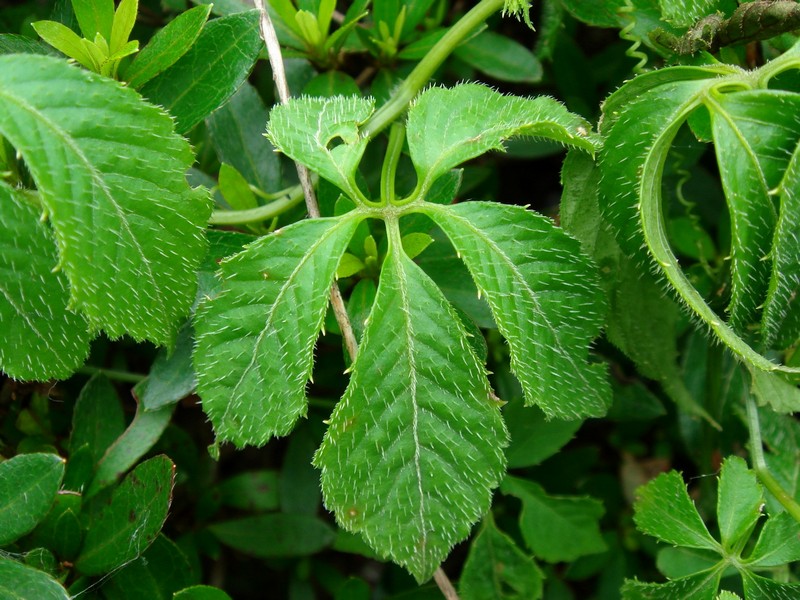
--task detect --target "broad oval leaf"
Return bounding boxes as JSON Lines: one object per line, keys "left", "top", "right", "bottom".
{"left": 0, "top": 557, "right": 70, "bottom": 600}
{"left": 452, "top": 31, "right": 543, "bottom": 84}
{"left": 0, "top": 55, "right": 211, "bottom": 346}
{"left": 124, "top": 4, "right": 212, "bottom": 89}
{"left": 194, "top": 214, "right": 363, "bottom": 447}
{"left": 315, "top": 234, "right": 507, "bottom": 583}
{"left": 140, "top": 10, "right": 263, "bottom": 134}
{"left": 422, "top": 202, "right": 610, "bottom": 419}
{"left": 500, "top": 476, "right": 607, "bottom": 563}
{"left": 407, "top": 84, "right": 599, "bottom": 196}
{"left": 0, "top": 184, "right": 91, "bottom": 380}
{"left": 208, "top": 514, "right": 335, "bottom": 557}
{"left": 0, "top": 453, "right": 65, "bottom": 546}
{"left": 266, "top": 95, "right": 375, "bottom": 201}
{"left": 75, "top": 455, "right": 175, "bottom": 575}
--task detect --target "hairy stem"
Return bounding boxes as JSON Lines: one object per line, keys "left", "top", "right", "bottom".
{"left": 360, "top": 0, "right": 504, "bottom": 140}
{"left": 254, "top": 0, "right": 359, "bottom": 361}
{"left": 745, "top": 391, "right": 800, "bottom": 522}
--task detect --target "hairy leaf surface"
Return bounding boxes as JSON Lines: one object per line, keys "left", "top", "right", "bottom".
{"left": 267, "top": 96, "right": 374, "bottom": 200}
{"left": 763, "top": 141, "right": 800, "bottom": 349}
{"left": 423, "top": 202, "right": 610, "bottom": 419}
{"left": 407, "top": 84, "right": 599, "bottom": 195}
{"left": 195, "top": 215, "right": 362, "bottom": 447}
{"left": 315, "top": 232, "right": 507, "bottom": 582}
{"left": 0, "top": 184, "right": 91, "bottom": 380}
{"left": 0, "top": 55, "right": 211, "bottom": 345}
{"left": 633, "top": 470, "right": 719, "bottom": 551}
{"left": 716, "top": 456, "right": 762, "bottom": 551}
{"left": 622, "top": 569, "right": 722, "bottom": 600}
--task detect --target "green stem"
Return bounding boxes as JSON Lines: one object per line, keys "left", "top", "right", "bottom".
{"left": 380, "top": 122, "right": 406, "bottom": 205}
{"left": 209, "top": 183, "right": 307, "bottom": 225}
{"left": 360, "top": 0, "right": 504, "bottom": 140}
{"left": 77, "top": 366, "right": 146, "bottom": 383}
{"left": 745, "top": 391, "right": 800, "bottom": 522}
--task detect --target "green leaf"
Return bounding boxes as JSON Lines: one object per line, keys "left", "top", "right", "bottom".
{"left": 27, "top": 491, "right": 83, "bottom": 560}
{"left": 401, "top": 232, "right": 434, "bottom": 260}
{"left": 708, "top": 92, "right": 784, "bottom": 331}
{"left": 0, "top": 453, "right": 65, "bottom": 546}
{"left": 633, "top": 470, "right": 719, "bottom": 551}
{"left": 621, "top": 569, "right": 723, "bottom": 600}
{"left": 303, "top": 71, "right": 362, "bottom": 97}
{"left": 140, "top": 10, "right": 263, "bottom": 134}
{"left": 656, "top": 546, "right": 721, "bottom": 579}
{"left": 504, "top": 403, "right": 582, "bottom": 469}
{"left": 206, "top": 81, "right": 281, "bottom": 194}
{"left": 500, "top": 476, "right": 606, "bottom": 563}
{"left": 194, "top": 214, "right": 363, "bottom": 447}
{"left": 746, "top": 511, "right": 800, "bottom": 568}
{"left": 750, "top": 369, "right": 800, "bottom": 414}
{"left": 741, "top": 571, "right": 800, "bottom": 600}
{"left": 407, "top": 84, "right": 599, "bottom": 195}
{"left": 218, "top": 470, "right": 279, "bottom": 512}
{"left": 218, "top": 163, "right": 258, "bottom": 210}
{"left": 279, "top": 421, "right": 322, "bottom": 515}
{"left": 266, "top": 95, "right": 375, "bottom": 200}
{"left": 0, "top": 33, "right": 59, "bottom": 56}
{"left": 314, "top": 228, "right": 507, "bottom": 582}
{"left": 0, "top": 557, "right": 70, "bottom": 600}
{"left": 599, "top": 70, "right": 717, "bottom": 257}
{"left": 0, "top": 184, "right": 91, "bottom": 380}
{"left": 174, "top": 586, "right": 233, "bottom": 600}
{"left": 84, "top": 399, "right": 174, "bottom": 499}
{"left": 98, "top": 534, "right": 194, "bottom": 599}
{"left": 415, "top": 227, "right": 494, "bottom": 329}
{"left": 75, "top": 455, "right": 175, "bottom": 575}
{"left": 110, "top": 0, "right": 137, "bottom": 54}
{"left": 70, "top": 374, "right": 126, "bottom": 464}
{"left": 459, "top": 514, "right": 544, "bottom": 600}
{"left": 422, "top": 202, "right": 611, "bottom": 419}
{"left": 337, "top": 253, "right": 365, "bottom": 278}
{"left": 716, "top": 456, "right": 763, "bottom": 552}
{"left": 134, "top": 322, "right": 196, "bottom": 411}
{"left": 208, "top": 514, "right": 335, "bottom": 557}
{"left": 124, "top": 4, "right": 211, "bottom": 88}
{"left": 31, "top": 20, "right": 97, "bottom": 69}
{"left": 453, "top": 31, "right": 542, "bottom": 83}
{"left": 658, "top": 0, "right": 731, "bottom": 27}
{"left": 72, "top": 0, "right": 114, "bottom": 40}
{"left": 0, "top": 55, "right": 211, "bottom": 345}
{"left": 718, "top": 592, "right": 742, "bottom": 600}
{"left": 763, "top": 141, "right": 800, "bottom": 349}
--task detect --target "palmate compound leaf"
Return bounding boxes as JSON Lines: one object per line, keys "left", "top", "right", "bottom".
{"left": 0, "top": 55, "right": 211, "bottom": 347}
{"left": 421, "top": 202, "right": 610, "bottom": 419}
{"left": 314, "top": 220, "right": 507, "bottom": 582}
{"left": 266, "top": 95, "right": 374, "bottom": 201}
{"left": 407, "top": 83, "right": 599, "bottom": 196}
{"left": 0, "top": 183, "right": 91, "bottom": 380}
{"left": 194, "top": 214, "right": 364, "bottom": 446}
